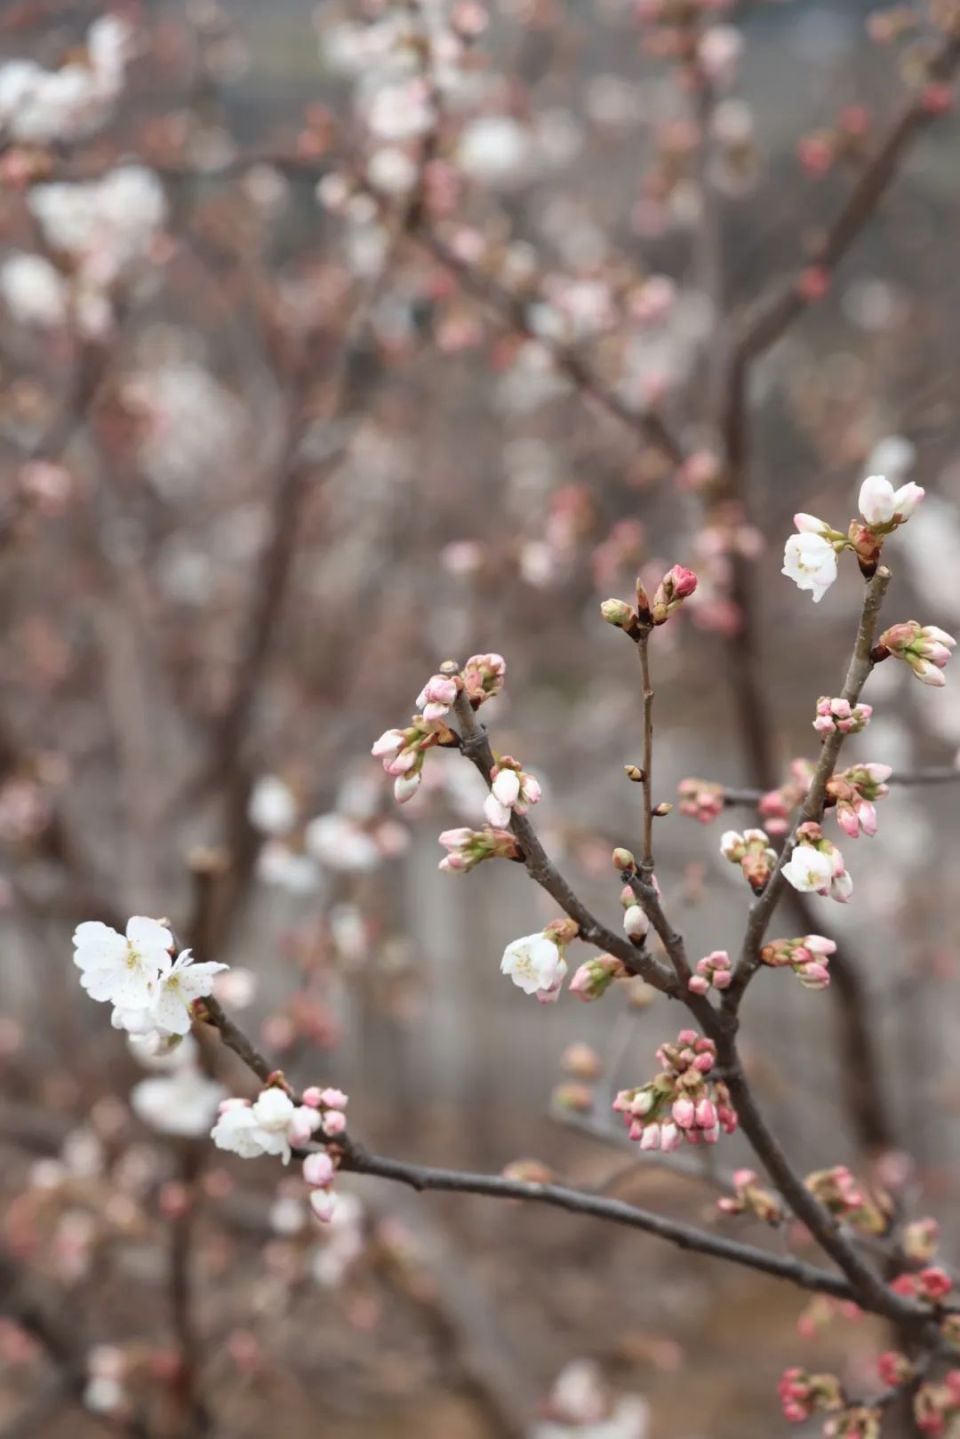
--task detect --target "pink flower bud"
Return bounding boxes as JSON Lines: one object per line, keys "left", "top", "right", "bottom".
{"left": 393, "top": 772, "right": 421, "bottom": 804}
{"left": 320, "top": 1088, "right": 348, "bottom": 1110}
{"left": 695, "top": 1098, "right": 718, "bottom": 1130}
{"left": 309, "top": 1188, "right": 337, "bottom": 1222}
{"left": 371, "top": 729, "right": 406, "bottom": 759}
{"left": 659, "top": 1123, "right": 682, "bottom": 1152}
{"left": 301, "top": 1086, "right": 323, "bottom": 1108}
{"left": 672, "top": 1097, "right": 696, "bottom": 1129}
{"left": 321, "top": 1111, "right": 347, "bottom": 1136}
{"left": 638, "top": 1124, "right": 660, "bottom": 1151}
{"left": 623, "top": 905, "right": 650, "bottom": 940}
{"left": 688, "top": 975, "right": 709, "bottom": 995}
{"left": 303, "top": 1152, "right": 335, "bottom": 1188}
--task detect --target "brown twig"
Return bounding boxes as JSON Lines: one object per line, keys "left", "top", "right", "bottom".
{"left": 450, "top": 688, "right": 678, "bottom": 994}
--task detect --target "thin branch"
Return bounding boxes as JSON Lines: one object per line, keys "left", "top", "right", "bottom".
{"left": 725, "top": 567, "right": 891, "bottom": 1007}
{"left": 451, "top": 688, "right": 678, "bottom": 994}
{"left": 720, "top": 768, "right": 960, "bottom": 806}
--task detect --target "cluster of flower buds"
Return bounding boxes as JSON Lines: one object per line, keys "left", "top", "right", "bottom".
{"left": 778, "top": 1367, "right": 844, "bottom": 1424}
{"left": 720, "top": 828, "right": 777, "bottom": 893}
{"left": 850, "top": 475, "right": 925, "bottom": 576}
{"left": 914, "top": 1372, "right": 960, "bottom": 1436}
{"left": 890, "top": 1266, "right": 953, "bottom": 1304}
{"left": 211, "top": 1081, "right": 347, "bottom": 1189}
{"left": 782, "top": 823, "right": 852, "bottom": 902}
{"left": 461, "top": 653, "right": 506, "bottom": 707}
{"left": 500, "top": 919, "right": 578, "bottom": 1003}
{"left": 569, "top": 954, "right": 628, "bottom": 1002}
{"left": 601, "top": 564, "right": 698, "bottom": 637}
{"left": 826, "top": 764, "right": 891, "bottom": 839}
{"left": 612, "top": 1030, "right": 738, "bottom": 1151}
{"left": 814, "top": 696, "right": 873, "bottom": 736}
{"left": 760, "top": 934, "right": 836, "bottom": 990}
{"left": 373, "top": 654, "right": 506, "bottom": 803}
{"left": 677, "top": 777, "right": 725, "bottom": 824}
{"left": 758, "top": 760, "right": 813, "bottom": 836}
{"left": 783, "top": 475, "right": 925, "bottom": 601}
{"left": 300, "top": 1087, "right": 348, "bottom": 1221}
{"left": 804, "top": 1166, "right": 891, "bottom": 1237}
{"left": 877, "top": 1351, "right": 915, "bottom": 1388}
{"left": 717, "top": 1167, "right": 783, "bottom": 1225}
{"left": 902, "top": 1218, "right": 941, "bottom": 1264}
{"left": 613, "top": 848, "right": 655, "bottom": 945}
{"left": 688, "top": 949, "right": 732, "bottom": 995}
{"left": 372, "top": 716, "right": 455, "bottom": 804}
{"left": 437, "top": 825, "right": 521, "bottom": 873}
{"left": 797, "top": 106, "right": 872, "bottom": 180}
{"left": 875, "top": 621, "right": 956, "bottom": 688}
{"left": 484, "top": 757, "right": 541, "bottom": 827}
{"left": 823, "top": 1405, "right": 883, "bottom": 1438}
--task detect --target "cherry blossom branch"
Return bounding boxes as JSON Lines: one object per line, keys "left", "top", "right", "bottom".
{"left": 197, "top": 1001, "right": 881, "bottom": 1307}
{"left": 725, "top": 567, "right": 891, "bottom": 1008}
{"left": 450, "top": 687, "right": 678, "bottom": 994}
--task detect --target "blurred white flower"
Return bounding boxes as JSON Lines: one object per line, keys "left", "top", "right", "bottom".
{"left": 304, "top": 813, "right": 380, "bottom": 872}
{"left": 132, "top": 1067, "right": 227, "bottom": 1138}
{"left": 458, "top": 115, "right": 533, "bottom": 185}
{"left": 0, "top": 253, "right": 68, "bottom": 328}
{"left": 257, "top": 842, "right": 319, "bottom": 894}
{"left": 29, "top": 167, "right": 166, "bottom": 289}
{"left": 248, "top": 775, "right": 298, "bottom": 836}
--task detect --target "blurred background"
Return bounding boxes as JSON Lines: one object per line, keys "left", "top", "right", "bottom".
{"left": 2, "top": 0, "right": 960, "bottom": 1435}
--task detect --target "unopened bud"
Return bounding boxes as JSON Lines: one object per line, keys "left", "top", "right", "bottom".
{"left": 624, "top": 765, "right": 645, "bottom": 783}
{"left": 601, "top": 598, "right": 640, "bottom": 636}
{"left": 612, "top": 846, "right": 636, "bottom": 873}
{"left": 653, "top": 802, "right": 673, "bottom": 817}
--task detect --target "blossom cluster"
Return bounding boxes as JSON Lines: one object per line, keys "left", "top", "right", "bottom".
{"left": 915, "top": 1371, "right": 960, "bottom": 1435}
{"left": 0, "top": 15, "right": 132, "bottom": 144}
{"left": 437, "top": 825, "right": 521, "bottom": 872}
{"left": 803, "top": 1166, "right": 891, "bottom": 1237}
{"left": 613, "top": 1031, "right": 738, "bottom": 1151}
{"left": 760, "top": 934, "right": 837, "bottom": 990}
{"left": 484, "top": 757, "right": 541, "bottom": 827}
{"left": 781, "top": 823, "right": 852, "bottom": 902}
{"left": 782, "top": 474, "right": 924, "bottom": 602}
{"left": 720, "top": 827, "right": 777, "bottom": 893}
{"left": 72, "top": 917, "right": 226, "bottom": 1047}
{"left": 877, "top": 621, "right": 957, "bottom": 688}
{"left": 717, "top": 1168, "right": 783, "bottom": 1225}
{"left": 677, "top": 776, "right": 725, "bottom": 824}
{"left": 826, "top": 764, "right": 891, "bottom": 839}
{"left": 687, "top": 949, "right": 732, "bottom": 995}
{"left": 601, "top": 563, "right": 698, "bottom": 636}
{"left": 372, "top": 653, "right": 506, "bottom": 803}
{"left": 212, "top": 1084, "right": 348, "bottom": 1222}
{"left": 814, "top": 697, "right": 873, "bottom": 736}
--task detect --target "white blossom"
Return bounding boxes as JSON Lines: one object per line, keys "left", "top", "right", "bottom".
{"left": 457, "top": 115, "right": 533, "bottom": 185}
{"left": 500, "top": 933, "right": 567, "bottom": 997}
{"left": 210, "top": 1089, "right": 322, "bottom": 1166}
{"left": 782, "top": 532, "right": 838, "bottom": 603}
{"left": 149, "top": 949, "right": 228, "bottom": 1036}
{"left": 304, "top": 813, "right": 380, "bottom": 872}
{"left": 858, "top": 474, "right": 924, "bottom": 528}
{"left": 29, "top": 167, "right": 166, "bottom": 289}
{"left": 781, "top": 846, "right": 834, "bottom": 894}
{"left": 0, "top": 253, "right": 68, "bottom": 328}
{"left": 72, "top": 917, "right": 172, "bottom": 1011}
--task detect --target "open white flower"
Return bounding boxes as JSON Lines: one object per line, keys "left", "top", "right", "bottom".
{"left": 500, "top": 933, "right": 567, "bottom": 997}
{"left": 858, "top": 475, "right": 924, "bottom": 528}
{"left": 210, "top": 1088, "right": 319, "bottom": 1166}
{"left": 150, "top": 949, "right": 228, "bottom": 1036}
{"left": 781, "top": 846, "right": 834, "bottom": 894}
{"left": 72, "top": 917, "right": 172, "bottom": 1010}
{"left": 782, "top": 532, "right": 838, "bottom": 603}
